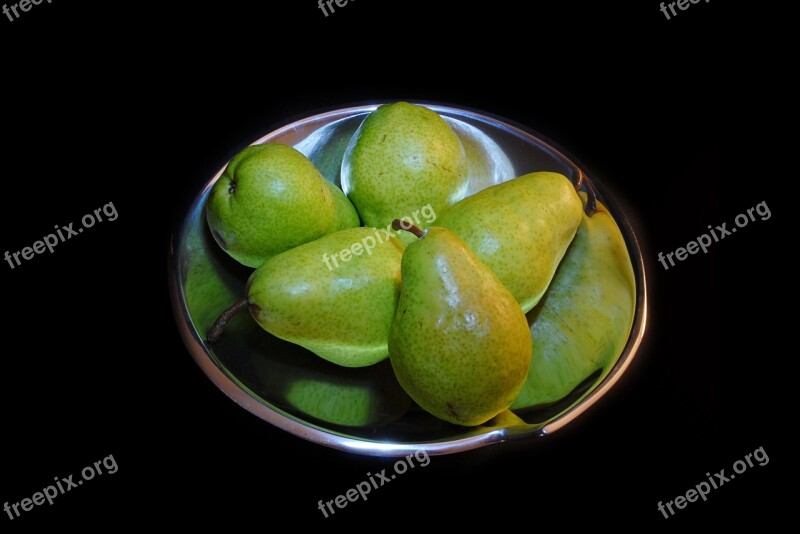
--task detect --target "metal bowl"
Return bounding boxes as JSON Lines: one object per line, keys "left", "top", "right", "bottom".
{"left": 169, "top": 104, "right": 648, "bottom": 457}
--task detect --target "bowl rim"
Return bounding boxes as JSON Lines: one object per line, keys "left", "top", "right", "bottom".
{"left": 168, "top": 102, "right": 648, "bottom": 457}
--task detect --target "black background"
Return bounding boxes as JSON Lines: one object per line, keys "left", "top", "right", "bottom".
{"left": 1, "top": 0, "right": 787, "bottom": 526}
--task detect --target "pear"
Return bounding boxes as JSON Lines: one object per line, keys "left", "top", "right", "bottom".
{"left": 206, "top": 143, "right": 359, "bottom": 268}
{"left": 512, "top": 197, "right": 636, "bottom": 409}
{"left": 210, "top": 227, "right": 405, "bottom": 367}
{"left": 437, "top": 171, "right": 583, "bottom": 313}
{"left": 204, "top": 291, "right": 412, "bottom": 427}
{"left": 389, "top": 222, "right": 532, "bottom": 426}
{"left": 341, "top": 102, "right": 468, "bottom": 234}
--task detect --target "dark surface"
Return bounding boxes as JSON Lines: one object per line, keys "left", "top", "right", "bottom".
{"left": 1, "top": 1, "right": 786, "bottom": 526}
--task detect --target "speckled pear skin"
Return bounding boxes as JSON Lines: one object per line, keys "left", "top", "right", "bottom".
{"left": 512, "top": 198, "right": 636, "bottom": 409}
{"left": 341, "top": 102, "right": 468, "bottom": 232}
{"left": 326, "top": 179, "right": 362, "bottom": 230}
{"left": 206, "top": 143, "right": 359, "bottom": 268}
{"left": 246, "top": 227, "right": 404, "bottom": 367}
{"left": 389, "top": 227, "right": 533, "bottom": 426}
{"left": 437, "top": 171, "right": 583, "bottom": 313}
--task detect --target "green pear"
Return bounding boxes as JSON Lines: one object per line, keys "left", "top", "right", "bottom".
{"left": 484, "top": 409, "right": 527, "bottom": 427}
{"left": 206, "top": 143, "right": 359, "bottom": 268}
{"left": 203, "top": 288, "right": 412, "bottom": 427}
{"left": 389, "top": 224, "right": 532, "bottom": 426}
{"left": 437, "top": 171, "right": 583, "bottom": 313}
{"left": 512, "top": 197, "right": 636, "bottom": 409}
{"left": 341, "top": 102, "right": 468, "bottom": 233}
{"left": 242, "top": 227, "right": 405, "bottom": 367}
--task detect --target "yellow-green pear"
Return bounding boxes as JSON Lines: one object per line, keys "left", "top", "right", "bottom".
{"left": 389, "top": 223, "right": 532, "bottom": 426}
{"left": 209, "top": 227, "right": 405, "bottom": 367}
{"left": 341, "top": 102, "right": 468, "bottom": 233}
{"left": 437, "top": 171, "right": 583, "bottom": 313}
{"left": 513, "top": 197, "right": 636, "bottom": 409}
{"left": 206, "top": 143, "right": 359, "bottom": 268}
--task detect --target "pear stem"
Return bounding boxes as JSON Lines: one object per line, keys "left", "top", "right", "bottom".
{"left": 574, "top": 168, "right": 585, "bottom": 192}
{"left": 207, "top": 299, "right": 249, "bottom": 344}
{"left": 392, "top": 219, "right": 425, "bottom": 238}
{"left": 575, "top": 169, "right": 598, "bottom": 217}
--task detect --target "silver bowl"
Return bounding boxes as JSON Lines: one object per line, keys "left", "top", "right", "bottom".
{"left": 169, "top": 104, "right": 648, "bottom": 457}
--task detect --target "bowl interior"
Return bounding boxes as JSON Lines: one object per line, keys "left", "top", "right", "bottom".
{"left": 170, "top": 104, "right": 647, "bottom": 456}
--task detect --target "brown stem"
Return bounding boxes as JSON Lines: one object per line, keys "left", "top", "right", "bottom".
{"left": 575, "top": 169, "right": 598, "bottom": 217}
{"left": 392, "top": 219, "right": 425, "bottom": 238}
{"left": 573, "top": 168, "right": 585, "bottom": 192}
{"left": 583, "top": 176, "right": 598, "bottom": 217}
{"left": 207, "top": 299, "right": 249, "bottom": 344}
